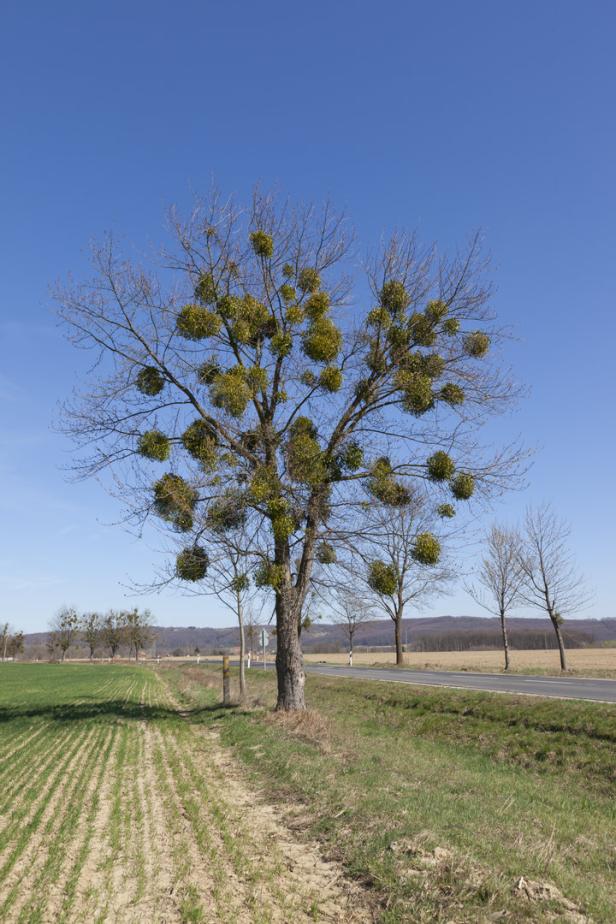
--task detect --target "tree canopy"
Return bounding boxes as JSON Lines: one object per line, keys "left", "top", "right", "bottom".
{"left": 59, "top": 188, "right": 522, "bottom": 709}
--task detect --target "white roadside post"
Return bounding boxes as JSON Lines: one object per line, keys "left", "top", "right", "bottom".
{"left": 261, "top": 628, "right": 267, "bottom": 670}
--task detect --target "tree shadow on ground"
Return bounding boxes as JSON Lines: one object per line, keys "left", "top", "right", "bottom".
{"left": 0, "top": 700, "right": 253, "bottom": 725}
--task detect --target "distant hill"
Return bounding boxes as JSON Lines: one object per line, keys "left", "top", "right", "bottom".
{"left": 20, "top": 615, "right": 616, "bottom": 657}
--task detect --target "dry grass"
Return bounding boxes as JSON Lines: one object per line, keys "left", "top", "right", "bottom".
{"left": 265, "top": 708, "right": 333, "bottom": 753}
{"left": 304, "top": 647, "right": 616, "bottom": 676}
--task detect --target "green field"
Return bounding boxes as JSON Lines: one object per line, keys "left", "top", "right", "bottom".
{"left": 0, "top": 663, "right": 366, "bottom": 923}
{"left": 168, "top": 663, "right": 616, "bottom": 923}
{"left": 1, "top": 662, "right": 615, "bottom": 922}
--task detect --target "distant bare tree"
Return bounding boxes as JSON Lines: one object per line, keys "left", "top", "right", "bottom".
{"left": 328, "top": 589, "right": 374, "bottom": 665}
{"left": 8, "top": 631, "right": 24, "bottom": 660}
{"left": 1, "top": 623, "right": 10, "bottom": 661}
{"left": 123, "top": 608, "right": 154, "bottom": 661}
{"left": 517, "top": 505, "right": 591, "bottom": 671}
{"left": 467, "top": 525, "right": 523, "bottom": 670}
{"left": 81, "top": 611, "right": 103, "bottom": 660}
{"left": 49, "top": 607, "right": 80, "bottom": 661}
{"left": 101, "top": 610, "right": 125, "bottom": 659}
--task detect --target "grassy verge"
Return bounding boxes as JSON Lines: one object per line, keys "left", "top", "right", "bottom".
{"left": 165, "top": 663, "right": 616, "bottom": 923}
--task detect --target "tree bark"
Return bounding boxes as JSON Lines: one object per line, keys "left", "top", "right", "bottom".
{"left": 500, "top": 609, "right": 510, "bottom": 671}
{"left": 275, "top": 593, "right": 305, "bottom": 711}
{"left": 394, "top": 611, "right": 405, "bottom": 666}
{"left": 550, "top": 613, "right": 568, "bottom": 671}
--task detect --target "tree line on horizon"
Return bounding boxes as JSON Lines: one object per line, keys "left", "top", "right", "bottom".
{"left": 45, "top": 607, "right": 154, "bottom": 662}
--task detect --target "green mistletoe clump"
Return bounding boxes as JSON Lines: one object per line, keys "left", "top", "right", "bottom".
{"left": 316, "top": 542, "right": 336, "bottom": 564}
{"left": 138, "top": 429, "right": 170, "bottom": 462}
{"left": 427, "top": 451, "right": 456, "bottom": 482}
{"left": 368, "top": 560, "right": 398, "bottom": 596}
{"left": 176, "top": 546, "right": 209, "bottom": 581}
{"left": 135, "top": 366, "right": 165, "bottom": 396}
{"left": 302, "top": 317, "right": 342, "bottom": 363}
{"left": 181, "top": 420, "right": 217, "bottom": 469}
{"left": 451, "top": 472, "right": 475, "bottom": 500}
{"left": 177, "top": 304, "right": 222, "bottom": 340}
{"left": 464, "top": 331, "right": 490, "bottom": 357}
{"left": 412, "top": 532, "right": 441, "bottom": 565}
{"left": 250, "top": 229, "right": 274, "bottom": 258}
{"left": 153, "top": 473, "right": 198, "bottom": 531}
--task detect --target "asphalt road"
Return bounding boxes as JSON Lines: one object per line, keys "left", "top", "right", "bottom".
{"left": 303, "top": 663, "right": 616, "bottom": 703}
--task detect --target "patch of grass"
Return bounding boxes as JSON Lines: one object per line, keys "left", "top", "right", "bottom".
{"left": 168, "top": 664, "right": 616, "bottom": 923}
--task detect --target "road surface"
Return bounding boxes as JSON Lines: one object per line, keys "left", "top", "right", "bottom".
{"left": 303, "top": 663, "right": 616, "bottom": 703}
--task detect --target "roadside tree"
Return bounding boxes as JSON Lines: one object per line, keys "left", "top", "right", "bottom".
{"left": 517, "top": 505, "right": 590, "bottom": 672}
{"left": 347, "top": 499, "right": 453, "bottom": 664}
{"left": 327, "top": 589, "right": 374, "bottom": 665}
{"left": 58, "top": 188, "right": 522, "bottom": 710}
{"left": 467, "top": 525, "right": 523, "bottom": 670}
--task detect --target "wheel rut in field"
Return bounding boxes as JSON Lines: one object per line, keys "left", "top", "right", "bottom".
{"left": 158, "top": 676, "right": 374, "bottom": 923}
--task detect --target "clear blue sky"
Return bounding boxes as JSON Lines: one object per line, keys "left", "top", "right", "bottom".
{"left": 1, "top": 0, "right": 614, "bottom": 631}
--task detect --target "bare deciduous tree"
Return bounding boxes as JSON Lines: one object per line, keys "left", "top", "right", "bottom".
{"left": 1, "top": 623, "right": 11, "bottom": 661}
{"left": 101, "top": 610, "right": 125, "bottom": 660}
{"left": 58, "top": 187, "right": 523, "bottom": 710}
{"left": 517, "top": 505, "right": 591, "bottom": 672}
{"left": 49, "top": 607, "right": 80, "bottom": 661}
{"left": 467, "top": 525, "right": 523, "bottom": 670}
{"left": 328, "top": 589, "right": 374, "bottom": 665}
{"left": 123, "top": 608, "right": 154, "bottom": 661}
{"left": 81, "top": 611, "right": 103, "bottom": 660}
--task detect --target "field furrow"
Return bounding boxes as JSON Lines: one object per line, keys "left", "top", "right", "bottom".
{"left": 0, "top": 663, "right": 378, "bottom": 923}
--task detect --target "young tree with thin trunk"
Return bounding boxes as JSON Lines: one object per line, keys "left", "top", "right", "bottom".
{"left": 357, "top": 500, "right": 453, "bottom": 665}
{"left": 49, "top": 607, "right": 80, "bottom": 661}
{"left": 517, "top": 504, "right": 591, "bottom": 672}
{"left": 58, "top": 188, "right": 522, "bottom": 710}
{"left": 466, "top": 524, "right": 523, "bottom": 670}
{"left": 328, "top": 589, "right": 373, "bottom": 665}
{"left": 81, "top": 611, "right": 102, "bottom": 660}
{"left": 173, "top": 527, "right": 256, "bottom": 701}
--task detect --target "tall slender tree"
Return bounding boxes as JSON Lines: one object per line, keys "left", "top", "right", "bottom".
{"left": 467, "top": 524, "right": 523, "bottom": 670}
{"left": 58, "top": 188, "right": 521, "bottom": 710}
{"left": 517, "top": 505, "right": 590, "bottom": 672}
{"left": 327, "top": 589, "right": 374, "bottom": 665}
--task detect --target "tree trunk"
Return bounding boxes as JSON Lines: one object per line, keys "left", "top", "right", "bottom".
{"left": 237, "top": 595, "right": 246, "bottom": 702}
{"left": 394, "top": 610, "right": 405, "bottom": 665}
{"left": 500, "top": 610, "right": 510, "bottom": 671}
{"left": 550, "top": 613, "right": 568, "bottom": 671}
{"left": 275, "top": 593, "right": 305, "bottom": 711}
